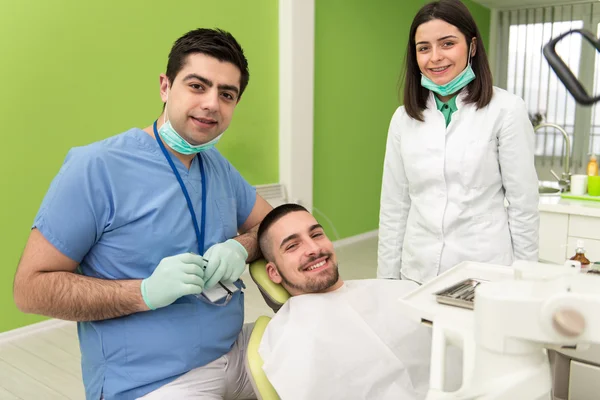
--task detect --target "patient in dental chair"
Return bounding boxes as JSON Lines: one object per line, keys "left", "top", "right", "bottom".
{"left": 255, "top": 204, "right": 449, "bottom": 400}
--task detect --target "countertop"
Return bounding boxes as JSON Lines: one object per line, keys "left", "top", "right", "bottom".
{"left": 539, "top": 195, "right": 600, "bottom": 218}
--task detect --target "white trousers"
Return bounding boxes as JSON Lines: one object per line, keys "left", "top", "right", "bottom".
{"left": 138, "top": 323, "right": 256, "bottom": 400}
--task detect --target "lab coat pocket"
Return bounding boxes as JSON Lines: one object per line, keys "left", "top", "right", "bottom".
{"left": 215, "top": 197, "right": 238, "bottom": 240}
{"left": 471, "top": 212, "right": 512, "bottom": 263}
{"left": 461, "top": 139, "right": 501, "bottom": 189}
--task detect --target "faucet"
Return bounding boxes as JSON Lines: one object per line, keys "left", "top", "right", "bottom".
{"left": 534, "top": 123, "right": 571, "bottom": 192}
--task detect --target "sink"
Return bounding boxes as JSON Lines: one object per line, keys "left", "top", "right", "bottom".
{"left": 539, "top": 186, "right": 561, "bottom": 195}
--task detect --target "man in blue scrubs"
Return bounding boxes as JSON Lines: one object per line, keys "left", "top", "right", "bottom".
{"left": 13, "top": 28, "right": 272, "bottom": 400}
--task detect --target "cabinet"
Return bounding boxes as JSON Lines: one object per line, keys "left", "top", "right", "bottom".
{"left": 569, "top": 360, "right": 600, "bottom": 400}
{"left": 539, "top": 212, "right": 600, "bottom": 264}
{"left": 539, "top": 212, "right": 568, "bottom": 264}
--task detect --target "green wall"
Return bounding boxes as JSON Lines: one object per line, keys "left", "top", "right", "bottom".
{"left": 0, "top": 0, "right": 278, "bottom": 333}
{"left": 314, "top": 0, "right": 490, "bottom": 239}
{"left": 1, "top": 0, "right": 491, "bottom": 334}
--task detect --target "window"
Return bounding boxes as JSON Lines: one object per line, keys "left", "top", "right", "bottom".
{"left": 494, "top": 2, "right": 600, "bottom": 181}
{"left": 590, "top": 23, "right": 600, "bottom": 155}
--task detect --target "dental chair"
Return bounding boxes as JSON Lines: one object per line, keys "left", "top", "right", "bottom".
{"left": 245, "top": 259, "right": 290, "bottom": 400}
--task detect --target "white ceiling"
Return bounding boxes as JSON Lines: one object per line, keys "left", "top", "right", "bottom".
{"left": 472, "top": 0, "right": 599, "bottom": 10}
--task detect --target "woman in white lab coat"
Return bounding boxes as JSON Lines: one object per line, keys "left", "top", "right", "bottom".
{"left": 377, "top": 0, "right": 539, "bottom": 284}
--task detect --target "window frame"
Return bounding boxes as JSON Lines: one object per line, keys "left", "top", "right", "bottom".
{"left": 491, "top": 3, "right": 600, "bottom": 181}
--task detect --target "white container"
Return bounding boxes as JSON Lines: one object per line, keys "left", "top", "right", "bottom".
{"left": 571, "top": 174, "right": 588, "bottom": 196}
{"left": 565, "top": 259, "right": 582, "bottom": 273}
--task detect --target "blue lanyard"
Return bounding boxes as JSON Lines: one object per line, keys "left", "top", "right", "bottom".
{"left": 153, "top": 120, "right": 207, "bottom": 254}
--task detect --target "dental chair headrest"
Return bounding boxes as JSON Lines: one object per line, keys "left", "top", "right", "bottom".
{"left": 249, "top": 259, "right": 290, "bottom": 313}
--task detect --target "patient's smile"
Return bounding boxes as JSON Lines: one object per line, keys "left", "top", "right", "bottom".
{"left": 307, "top": 260, "right": 326, "bottom": 270}
{"left": 302, "top": 257, "right": 329, "bottom": 273}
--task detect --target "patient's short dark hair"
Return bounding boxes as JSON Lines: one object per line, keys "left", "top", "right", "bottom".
{"left": 257, "top": 203, "right": 308, "bottom": 261}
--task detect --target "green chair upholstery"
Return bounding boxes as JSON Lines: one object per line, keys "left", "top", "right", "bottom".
{"left": 248, "top": 259, "right": 290, "bottom": 313}
{"left": 245, "top": 259, "right": 292, "bottom": 400}
{"left": 245, "top": 315, "right": 279, "bottom": 400}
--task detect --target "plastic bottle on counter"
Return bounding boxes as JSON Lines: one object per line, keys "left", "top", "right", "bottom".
{"left": 587, "top": 154, "right": 598, "bottom": 176}
{"left": 570, "top": 240, "right": 591, "bottom": 273}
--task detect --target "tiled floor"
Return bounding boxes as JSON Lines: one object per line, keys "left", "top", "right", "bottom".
{"left": 0, "top": 236, "right": 378, "bottom": 400}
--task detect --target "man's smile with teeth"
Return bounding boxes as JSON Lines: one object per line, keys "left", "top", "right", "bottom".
{"left": 305, "top": 260, "right": 327, "bottom": 271}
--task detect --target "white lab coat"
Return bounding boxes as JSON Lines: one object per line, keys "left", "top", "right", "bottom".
{"left": 378, "top": 88, "right": 539, "bottom": 284}
{"left": 259, "top": 280, "right": 434, "bottom": 400}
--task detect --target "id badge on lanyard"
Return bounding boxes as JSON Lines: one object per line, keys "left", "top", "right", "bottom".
{"left": 152, "top": 121, "right": 239, "bottom": 305}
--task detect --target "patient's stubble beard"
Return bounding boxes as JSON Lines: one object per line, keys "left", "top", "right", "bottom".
{"left": 277, "top": 258, "right": 340, "bottom": 294}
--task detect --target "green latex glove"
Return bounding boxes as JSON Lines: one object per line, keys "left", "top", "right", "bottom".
{"left": 141, "top": 253, "right": 206, "bottom": 310}
{"left": 203, "top": 239, "right": 248, "bottom": 289}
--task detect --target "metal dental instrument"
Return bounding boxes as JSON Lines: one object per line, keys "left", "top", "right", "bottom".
{"left": 433, "top": 278, "right": 486, "bottom": 310}
{"left": 202, "top": 257, "right": 233, "bottom": 294}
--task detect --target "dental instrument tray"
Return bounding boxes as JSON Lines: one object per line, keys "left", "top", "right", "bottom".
{"left": 433, "top": 278, "right": 487, "bottom": 310}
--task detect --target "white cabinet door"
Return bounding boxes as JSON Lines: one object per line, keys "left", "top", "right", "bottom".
{"left": 569, "top": 215, "right": 600, "bottom": 241}
{"left": 569, "top": 360, "right": 600, "bottom": 400}
{"left": 539, "top": 212, "right": 569, "bottom": 264}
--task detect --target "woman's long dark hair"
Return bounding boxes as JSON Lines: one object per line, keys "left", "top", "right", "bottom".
{"left": 402, "top": 0, "right": 493, "bottom": 121}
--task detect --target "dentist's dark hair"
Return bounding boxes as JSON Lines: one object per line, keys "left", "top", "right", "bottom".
{"left": 166, "top": 28, "right": 250, "bottom": 98}
{"left": 257, "top": 203, "right": 309, "bottom": 262}
{"left": 402, "top": 0, "right": 493, "bottom": 121}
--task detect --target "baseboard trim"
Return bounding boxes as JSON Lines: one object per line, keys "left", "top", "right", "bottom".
{"left": 0, "top": 319, "right": 72, "bottom": 345}
{"left": 333, "top": 229, "right": 378, "bottom": 248}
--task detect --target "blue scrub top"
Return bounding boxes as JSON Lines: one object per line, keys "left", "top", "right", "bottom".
{"left": 33, "top": 128, "right": 256, "bottom": 399}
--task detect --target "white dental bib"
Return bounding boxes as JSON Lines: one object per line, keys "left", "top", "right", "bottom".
{"left": 258, "top": 279, "right": 434, "bottom": 399}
